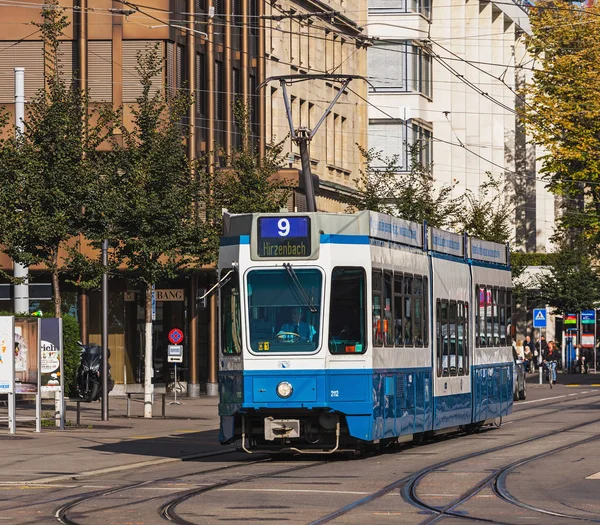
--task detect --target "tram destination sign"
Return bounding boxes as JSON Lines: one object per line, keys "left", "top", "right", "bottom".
{"left": 257, "top": 217, "right": 311, "bottom": 257}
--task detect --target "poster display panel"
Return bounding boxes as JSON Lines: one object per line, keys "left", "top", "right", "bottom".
{"left": 40, "top": 318, "right": 62, "bottom": 392}
{"left": 15, "top": 318, "right": 40, "bottom": 394}
{"left": 0, "top": 317, "right": 15, "bottom": 393}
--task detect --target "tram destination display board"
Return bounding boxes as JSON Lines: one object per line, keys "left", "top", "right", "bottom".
{"left": 257, "top": 217, "right": 311, "bottom": 257}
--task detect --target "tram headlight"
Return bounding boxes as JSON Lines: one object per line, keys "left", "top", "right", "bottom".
{"left": 276, "top": 381, "right": 293, "bottom": 398}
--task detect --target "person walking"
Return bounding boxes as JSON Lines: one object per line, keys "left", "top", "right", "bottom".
{"left": 544, "top": 341, "right": 559, "bottom": 385}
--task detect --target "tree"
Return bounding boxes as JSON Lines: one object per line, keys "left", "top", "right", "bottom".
{"left": 536, "top": 234, "right": 600, "bottom": 316}
{"left": 520, "top": 0, "right": 600, "bottom": 252}
{"left": 103, "top": 46, "right": 210, "bottom": 417}
{"left": 0, "top": 1, "right": 114, "bottom": 317}
{"left": 206, "top": 102, "right": 290, "bottom": 225}
{"left": 452, "top": 173, "right": 512, "bottom": 244}
{"left": 345, "top": 143, "right": 460, "bottom": 228}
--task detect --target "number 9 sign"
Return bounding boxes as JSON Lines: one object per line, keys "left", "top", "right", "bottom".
{"left": 278, "top": 218, "right": 290, "bottom": 237}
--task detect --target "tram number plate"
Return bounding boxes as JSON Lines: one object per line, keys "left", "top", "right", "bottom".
{"left": 257, "top": 217, "right": 311, "bottom": 258}
{"left": 264, "top": 418, "right": 300, "bottom": 441}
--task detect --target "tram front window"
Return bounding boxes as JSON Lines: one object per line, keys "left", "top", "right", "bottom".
{"left": 247, "top": 268, "right": 322, "bottom": 353}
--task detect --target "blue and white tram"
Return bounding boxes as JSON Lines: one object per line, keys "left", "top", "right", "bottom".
{"left": 218, "top": 211, "right": 513, "bottom": 453}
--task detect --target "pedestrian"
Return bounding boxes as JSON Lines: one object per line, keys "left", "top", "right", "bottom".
{"left": 544, "top": 341, "right": 559, "bottom": 385}
{"left": 537, "top": 335, "right": 549, "bottom": 359}
{"left": 515, "top": 339, "right": 525, "bottom": 361}
{"left": 524, "top": 335, "right": 536, "bottom": 372}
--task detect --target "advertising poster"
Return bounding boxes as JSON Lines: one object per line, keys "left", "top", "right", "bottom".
{"left": 40, "top": 318, "right": 62, "bottom": 392}
{"left": 0, "top": 317, "right": 15, "bottom": 393}
{"left": 15, "top": 318, "right": 39, "bottom": 394}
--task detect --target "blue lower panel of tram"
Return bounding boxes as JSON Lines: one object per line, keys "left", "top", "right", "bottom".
{"left": 218, "top": 364, "right": 512, "bottom": 443}
{"left": 471, "top": 363, "right": 513, "bottom": 423}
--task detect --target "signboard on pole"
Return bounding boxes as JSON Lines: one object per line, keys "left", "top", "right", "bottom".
{"left": 15, "top": 318, "right": 39, "bottom": 394}
{"left": 564, "top": 313, "right": 577, "bottom": 326}
{"left": 581, "top": 310, "right": 595, "bottom": 324}
{"left": 40, "top": 318, "right": 62, "bottom": 392}
{"left": 533, "top": 308, "right": 547, "bottom": 328}
{"left": 151, "top": 284, "right": 156, "bottom": 321}
{"left": 168, "top": 328, "right": 184, "bottom": 345}
{"left": 0, "top": 317, "right": 15, "bottom": 393}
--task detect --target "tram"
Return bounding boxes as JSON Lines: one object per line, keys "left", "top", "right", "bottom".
{"left": 217, "top": 210, "right": 513, "bottom": 453}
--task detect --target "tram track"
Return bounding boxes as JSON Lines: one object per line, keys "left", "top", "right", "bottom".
{"left": 54, "top": 391, "right": 600, "bottom": 525}
{"left": 308, "top": 414, "right": 600, "bottom": 525}
{"left": 158, "top": 461, "right": 328, "bottom": 524}
{"left": 54, "top": 451, "right": 273, "bottom": 525}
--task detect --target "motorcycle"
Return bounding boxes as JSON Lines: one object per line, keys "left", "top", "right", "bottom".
{"left": 75, "top": 343, "right": 115, "bottom": 402}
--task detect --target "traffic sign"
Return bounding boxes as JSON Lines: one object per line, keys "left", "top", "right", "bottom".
{"left": 168, "top": 328, "right": 184, "bottom": 345}
{"left": 581, "top": 310, "right": 595, "bottom": 324}
{"left": 533, "top": 308, "right": 547, "bottom": 328}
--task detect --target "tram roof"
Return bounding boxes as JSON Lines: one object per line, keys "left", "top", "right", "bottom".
{"left": 222, "top": 210, "right": 509, "bottom": 266}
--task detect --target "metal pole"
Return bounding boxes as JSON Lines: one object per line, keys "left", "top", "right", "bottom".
{"left": 8, "top": 393, "right": 16, "bottom": 434}
{"left": 35, "top": 393, "right": 41, "bottom": 432}
{"left": 297, "top": 133, "right": 316, "bottom": 212}
{"left": 101, "top": 240, "right": 109, "bottom": 421}
{"left": 13, "top": 67, "right": 29, "bottom": 314}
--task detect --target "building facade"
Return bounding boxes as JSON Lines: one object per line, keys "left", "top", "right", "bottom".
{"left": 264, "top": 0, "right": 369, "bottom": 211}
{"left": 366, "top": 0, "right": 556, "bottom": 254}
{"left": 0, "top": 0, "right": 369, "bottom": 394}
{"left": 0, "top": 0, "right": 263, "bottom": 395}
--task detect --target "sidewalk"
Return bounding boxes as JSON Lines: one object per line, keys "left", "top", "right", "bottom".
{"left": 0, "top": 394, "right": 230, "bottom": 483}
{"left": 526, "top": 370, "right": 600, "bottom": 387}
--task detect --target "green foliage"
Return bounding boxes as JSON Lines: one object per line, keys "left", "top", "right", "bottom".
{"left": 201, "top": 101, "right": 291, "bottom": 263}
{"left": 0, "top": 1, "right": 115, "bottom": 317}
{"left": 0, "top": 311, "right": 80, "bottom": 396}
{"left": 521, "top": 0, "right": 600, "bottom": 250}
{"left": 345, "top": 143, "right": 460, "bottom": 228}
{"left": 535, "top": 235, "right": 600, "bottom": 316}
{"left": 102, "top": 44, "right": 211, "bottom": 288}
{"left": 61, "top": 313, "right": 81, "bottom": 396}
{"left": 451, "top": 173, "right": 512, "bottom": 244}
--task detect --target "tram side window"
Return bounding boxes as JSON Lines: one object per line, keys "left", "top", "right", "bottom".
{"left": 372, "top": 270, "right": 383, "bottom": 347}
{"left": 478, "top": 286, "right": 486, "bottom": 348}
{"left": 414, "top": 276, "right": 423, "bottom": 346}
{"left": 437, "top": 299, "right": 450, "bottom": 377}
{"left": 329, "top": 267, "right": 367, "bottom": 354}
{"left": 507, "top": 290, "right": 513, "bottom": 343}
{"left": 404, "top": 275, "right": 413, "bottom": 345}
{"left": 492, "top": 288, "right": 499, "bottom": 346}
{"left": 464, "top": 303, "right": 469, "bottom": 374}
{"left": 384, "top": 271, "right": 394, "bottom": 346}
{"left": 457, "top": 302, "right": 464, "bottom": 375}
{"left": 499, "top": 288, "right": 506, "bottom": 346}
{"left": 423, "top": 277, "right": 429, "bottom": 346}
{"left": 394, "top": 273, "right": 403, "bottom": 346}
{"left": 221, "top": 269, "right": 242, "bottom": 355}
{"left": 449, "top": 301, "right": 458, "bottom": 375}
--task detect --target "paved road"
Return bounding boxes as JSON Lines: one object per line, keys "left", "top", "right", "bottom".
{"left": 1, "top": 377, "right": 599, "bottom": 524}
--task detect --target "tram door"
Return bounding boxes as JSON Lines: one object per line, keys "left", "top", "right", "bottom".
{"left": 432, "top": 258, "right": 472, "bottom": 430}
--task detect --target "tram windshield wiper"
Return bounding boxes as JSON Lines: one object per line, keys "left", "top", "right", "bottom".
{"left": 283, "top": 263, "right": 318, "bottom": 313}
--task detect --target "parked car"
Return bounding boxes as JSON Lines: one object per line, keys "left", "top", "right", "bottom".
{"left": 513, "top": 357, "right": 526, "bottom": 401}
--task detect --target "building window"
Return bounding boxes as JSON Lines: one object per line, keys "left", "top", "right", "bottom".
{"left": 368, "top": 121, "right": 406, "bottom": 169}
{"left": 369, "top": 41, "right": 432, "bottom": 97}
{"left": 369, "top": 0, "right": 431, "bottom": 17}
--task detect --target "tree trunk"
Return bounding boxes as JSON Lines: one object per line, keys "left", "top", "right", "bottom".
{"left": 52, "top": 254, "right": 61, "bottom": 318}
{"left": 144, "top": 282, "right": 154, "bottom": 418}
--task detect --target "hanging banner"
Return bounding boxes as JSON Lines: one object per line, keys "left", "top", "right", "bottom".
{"left": 0, "top": 317, "right": 15, "bottom": 393}
{"left": 40, "top": 318, "right": 63, "bottom": 392}
{"left": 15, "top": 318, "right": 40, "bottom": 394}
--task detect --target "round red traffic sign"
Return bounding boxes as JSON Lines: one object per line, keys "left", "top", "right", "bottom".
{"left": 168, "top": 328, "right": 184, "bottom": 345}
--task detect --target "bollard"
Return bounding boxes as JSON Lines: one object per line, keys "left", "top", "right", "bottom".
{"left": 539, "top": 366, "right": 543, "bottom": 385}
